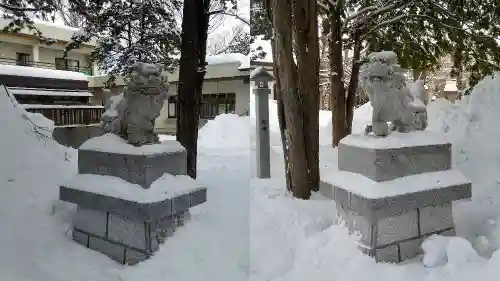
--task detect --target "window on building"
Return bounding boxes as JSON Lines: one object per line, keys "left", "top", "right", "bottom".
{"left": 55, "top": 58, "right": 80, "bottom": 72}
{"left": 167, "top": 95, "right": 177, "bottom": 118}
{"left": 200, "top": 93, "right": 236, "bottom": 119}
{"left": 16, "top": 53, "right": 31, "bottom": 66}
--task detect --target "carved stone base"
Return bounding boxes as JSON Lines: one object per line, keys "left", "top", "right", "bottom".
{"left": 72, "top": 207, "right": 191, "bottom": 265}
{"left": 61, "top": 184, "right": 206, "bottom": 265}
{"left": 60, "top": 134, "right": 207, "bottom": 265}
{"left": 320, "top": 132, "right": 472, "bottom": 263}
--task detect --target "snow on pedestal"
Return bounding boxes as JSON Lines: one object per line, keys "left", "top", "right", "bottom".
{"left": 320, "top": 131, "right": 472, "bottom": 263}
{"left": 59, "top": 134, "right": 207, "bottom": 265}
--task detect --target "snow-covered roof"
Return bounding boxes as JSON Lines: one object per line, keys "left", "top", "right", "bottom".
{"left": 0, "top": 64, "right": 88, "bottom": 81}
{"left": 0, "top": 18, "right": 96, "bottom": 46}
{"left": 206, "top": 53, "right": 250, "bottom": 70}
{"left": 9, "top": 87, "right": 93, "bottom": 97}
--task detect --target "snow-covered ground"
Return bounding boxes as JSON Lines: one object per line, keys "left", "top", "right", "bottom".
{"left": 2, "top": 72, "right": 500, "bottom": 280}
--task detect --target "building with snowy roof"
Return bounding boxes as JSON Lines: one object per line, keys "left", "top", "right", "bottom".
{"left": 0, "top": 19, "right": 98, "bottom": 76}
{"left": 0, "top": 19, "right": 255, "bottom": 136}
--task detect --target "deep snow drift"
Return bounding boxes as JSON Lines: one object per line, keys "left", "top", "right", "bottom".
{"left": 198, "top": 113, "right": 250, "bottom": 152}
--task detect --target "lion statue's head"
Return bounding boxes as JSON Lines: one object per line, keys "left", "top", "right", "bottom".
{"left": 358, "top": 51, "right": 409, "bottom": 99}
{"left": 127, "top": 62, "right": 169, "bottom": 95}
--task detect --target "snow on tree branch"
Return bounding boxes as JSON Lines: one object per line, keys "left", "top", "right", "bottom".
{"left": 0, "top": 2, "right": 52, "bottom": 12}
{"left": 208, "top": 9, "right": 249, "bottom": 26}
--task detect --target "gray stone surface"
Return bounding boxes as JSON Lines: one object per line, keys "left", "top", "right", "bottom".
{"left": 153, "top": 215, "right": 177, "bottom": 243}
{"left": 78, "top": 148, "right": 187, "bottom": 188}
{"left": 254, "top": 85, "right": 271, "bottom": 179}
{"left": 437, "top": 228, "right": 456, "bottom": 237}
{"left": 324, "top": 180, "right": 466, "bottom": 263}
{"left": 374, "top": 245, "right": 400, "bottom": 263}
{"left": 73, "top": 208, "right": 107, "bottom": 236}
{"left": 107, "top": 213, "right": 147, "bottom": 251}
{"left": 73, "top": 230, "right": 89, "bottom": 247}
{"left": 336, "top": 204, "right": 374, "bottom": 246}
{"left": 61, "top": 185, "right": 171, "bottom": 221}
{"left": 358, "top": 51, "right": 428, "bottom": 136}
{"left": 61, "top": 184, "right": 207, "bottom": 224}
{"left": 338, "top": 142, "right": 452, "bottom": 182}
{"left": 190, "top": 187, "right": 207, "bottom": 207}
{"left": 89, "top": 237, "right": 125, "bottom": 264}
{"left": 419, "top": 203, "right": 454, "bottom": 235}
{"left": 125, "top": 248, "right": 148, "bottom": 265}
{"left": 320, "top": 180, "right": 471, "bottom": 218}
{"left": 377, "top": 210, "right": 418, "bottom": 246}
{"left": 172, "top": 193, "right": 191, "bottom": 214}
{"left": 399, "top": 237, "right": 424, "bottom": 261}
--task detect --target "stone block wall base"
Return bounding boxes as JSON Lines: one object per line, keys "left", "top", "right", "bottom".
{"left": 72, "top": 207, "right": 190, "bottom": 265}
{"left": 360, "top": 228, "right": 456, "bottom": 263}
{"left": 336, "top": 201, "right": 457, "bottom": 263}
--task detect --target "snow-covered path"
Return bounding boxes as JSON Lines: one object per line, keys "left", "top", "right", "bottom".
{"left": 122, "top": 149, "right": 251, "bottom": 281}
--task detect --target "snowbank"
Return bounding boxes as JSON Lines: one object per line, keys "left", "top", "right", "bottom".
{"left": 0, "top": 82, "right": 88, "bottom": 280}
{"left": 198, "top": 114, "right": 250, "bottom": 151}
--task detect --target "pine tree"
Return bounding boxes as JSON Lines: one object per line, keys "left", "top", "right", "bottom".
{"left": 66, "top": 0, "right": 181, "bottom": 84}
{"left": 0, "top": 0, "right": 59, "bottom": 44}
{"left": 322, "top": 0, "right": 500, "bottom": 145}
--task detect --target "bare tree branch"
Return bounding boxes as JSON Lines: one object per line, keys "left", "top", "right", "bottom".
{"left": 208, "top": 9, "right": 249, "bottom": 26}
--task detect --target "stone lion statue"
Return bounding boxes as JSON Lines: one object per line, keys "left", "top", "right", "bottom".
{"left": 358, "top": 51, "right": 428, "bottom": 136}
{"left": 100, "top": 62, "right": 169, "bottom": 146}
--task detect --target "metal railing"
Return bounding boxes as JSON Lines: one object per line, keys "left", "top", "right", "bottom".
{"left": 26, "top": 107, "right": 103, "bottom": 126}
{"left": 0, "top": 57, "right": 93, "bottom": 76}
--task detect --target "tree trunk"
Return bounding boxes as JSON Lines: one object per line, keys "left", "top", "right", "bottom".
{"left": 176, "top": 0, "right": 210, "bottom": 179}
{"left": 271, "top": 0, "right": 310, "bottom": 199}
{"left": 265, "top": 0, "right": 291, "bottom": 191}
{"left": 345, "top": 30, "right": 362, "bottom": 135}
{"left": 329, "top": 7, "right": 346, "bottom": 147}
{"left": 293, "top": 0, "right": 320, "bottom": 192}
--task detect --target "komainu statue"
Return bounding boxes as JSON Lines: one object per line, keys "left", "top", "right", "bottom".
{"left": 100, "top": 62, "right": 169, "bottom": 146}
{"left": 358, "top": 51, "right": 428, "bottom": 136}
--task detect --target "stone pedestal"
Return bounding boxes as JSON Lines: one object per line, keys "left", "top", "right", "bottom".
{"left": 320, "top": 132, "right": 471, "bottom": 263}
{"left": 59, "top": 134, "right": 207, "bottom": 265}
